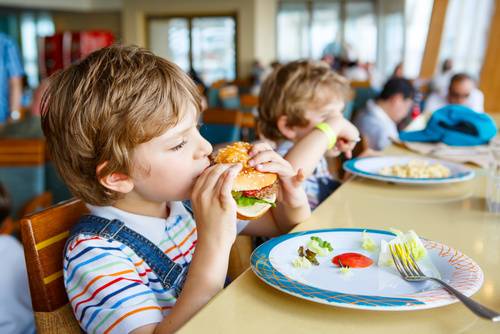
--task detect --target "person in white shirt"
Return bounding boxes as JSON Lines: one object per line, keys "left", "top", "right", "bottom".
{"left": 425, "top": 73, "right": 484, "bottom": 113}
{"left": 0, "top": 184, "right": 35, "bottom": 334}
{"left": 431, "top": 59, "right": 454, "bottom": 97}
{"left": 354, "top": 78, "right": 415, "bottom": 151}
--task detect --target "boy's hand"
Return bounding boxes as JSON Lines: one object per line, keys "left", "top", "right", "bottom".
{"left": 191, "top": 164, "right": 242, "bottom": 250}
{"left": 325, "top": 115, "right": 360, "bottom": 159}
{"left": 249, "top": 142, "right": 307, "bottom": 208}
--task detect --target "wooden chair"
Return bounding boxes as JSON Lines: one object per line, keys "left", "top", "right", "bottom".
{"left": 200, "top": 108, "right": 243, "bottom": 145}
{"left": 239, "top": 94, "right": 259, "bottom": 110}
{"left": 0, "top": 139, "right": 46, "bottom": 218}
{"left": 21, "top": 198, "right": 87, "bottom": 333}
{"left": 19, "top": 191, "right": 53, "bottom": 218}
{"left": 219, "top": 85, "right": 240, "bottom": 109}
{"left": 0, "top": 191, "right": 53, "bottom": 237}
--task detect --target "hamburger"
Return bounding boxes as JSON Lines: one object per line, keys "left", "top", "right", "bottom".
{"left": 214, "top": 142, "right": 278, "bottom": 219}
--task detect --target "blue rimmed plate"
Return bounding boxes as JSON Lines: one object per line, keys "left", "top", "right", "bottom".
{"left": 250, "top": 228, "right": 483, "bottom": 311}
{"left": 343, "top": 156, "right": 475, "bottom": 184}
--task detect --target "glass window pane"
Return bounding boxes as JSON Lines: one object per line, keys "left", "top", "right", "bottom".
{"left": 344, "top": 1, "right": 377, "bottom": 63}
{"left": 312, "top": 1, "right": 341, "bottom": 60}
{"left": 438, "top": 0, "right": 495, "bottom": 79}
{"left": 404, "top": 0, "right": 433, "bottom": 78}
{"left": 191, "top": 17, "right": 236, "bottom": 84}
{"left": 277, "top": 2, "right": 309, "bottom": 62}
{"left": 148, "top": 18, "right": 189, "bottom": 72}
{"left": 378, "top": 9, "right": 404, "bottom": 77}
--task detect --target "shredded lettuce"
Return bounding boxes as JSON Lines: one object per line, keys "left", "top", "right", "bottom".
{"left": 307, "top": 240, "right": 330, "bottom": 256}
{"left": 232, "top": 192, "right": 275, "bottom": 207}
{"left": 339, "top": 266, "right": 351, "bottom": 274}
{"left": 361, "top": 230, "right": 378, "bottom": 252}
{"left": 292, "top": 256, "right": 312, "bottom": 268}
{"left": 378, "top": 229, "right": 441, "bottom": 279}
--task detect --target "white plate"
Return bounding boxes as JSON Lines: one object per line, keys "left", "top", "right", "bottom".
{"left": 343, "top": 156, "right": 475, "bottom": 184}
{"left": 251, "top": 228, "right": 483, "bottom": 311}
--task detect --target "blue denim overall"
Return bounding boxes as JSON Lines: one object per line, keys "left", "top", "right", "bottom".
{"left": 67, "top": 211, "right": 191, "bottom": 295}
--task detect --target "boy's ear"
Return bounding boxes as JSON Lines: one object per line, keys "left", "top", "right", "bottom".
{"left": 96, "top": 162, "right": 134, "bottom": 194}
{"left": 277, "top": 115, "right": 297, "bottom": 140}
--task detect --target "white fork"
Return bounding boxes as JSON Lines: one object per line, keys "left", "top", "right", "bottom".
{"left": 389, "top": 244, "right": 500, "bottom": 322}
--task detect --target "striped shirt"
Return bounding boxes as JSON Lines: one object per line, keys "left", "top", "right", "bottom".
{"left": 0, "top": 33, "right": 24, "bottom": 123}
{"left": 276, "top": 140, "right": 339, "bottom": 210}
{"left": 64, "top": 202, "right": 249, "bottom": 334}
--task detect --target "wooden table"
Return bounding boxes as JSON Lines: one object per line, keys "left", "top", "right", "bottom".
{"left": 179, "top": 144, "right": 500, "bottom": 333}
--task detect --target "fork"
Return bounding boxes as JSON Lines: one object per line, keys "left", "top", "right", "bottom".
{"left": 389, "top": 244, "right": 500, "bottom": 321}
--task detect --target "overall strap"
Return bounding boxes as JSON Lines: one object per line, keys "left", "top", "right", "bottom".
{"left": 182, "top": 200, "right": 193, "bottom": 216}
{"left": 69, "top": 215, "right": 187, "bottom": 292}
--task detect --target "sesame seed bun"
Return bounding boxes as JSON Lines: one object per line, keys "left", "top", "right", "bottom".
{"left": 214, "top": 142, "right": 277, "bottom": 192}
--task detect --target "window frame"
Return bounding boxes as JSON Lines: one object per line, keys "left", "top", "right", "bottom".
{"left": 146, "top": 13, "right": 238, "bottom": 83}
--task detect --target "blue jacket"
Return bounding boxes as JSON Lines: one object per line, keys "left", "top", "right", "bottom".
{"left": 399, "top": 105, "right": 497, "bottom": 146}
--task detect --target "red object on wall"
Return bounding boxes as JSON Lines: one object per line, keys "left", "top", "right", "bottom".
{"left": 39, "top": 33, "right": 64, "bottom": 78}
{"left": 40, "top": 31, "right": 114, "bottom": 78}
{"left": 63, "top": 31, "right": 114, "bottom": 68}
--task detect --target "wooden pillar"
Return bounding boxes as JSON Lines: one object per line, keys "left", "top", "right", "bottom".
{"left": 480, "top": 2, "right": 500, "bottom": 113}
{"left": 419, "top": 0, "right": 449, "bottom": 79}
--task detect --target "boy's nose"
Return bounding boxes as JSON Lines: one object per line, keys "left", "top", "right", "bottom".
{"left": 196, "top": 135, "right": 213, "bottom": 159}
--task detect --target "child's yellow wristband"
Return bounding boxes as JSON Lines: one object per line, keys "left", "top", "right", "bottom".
{"left": 315, "top": 122, "right": 337, "bottom": 150}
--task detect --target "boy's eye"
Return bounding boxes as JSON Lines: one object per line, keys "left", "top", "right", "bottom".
{"left": 171, "top": 140, "right": 187, "bottom": 151}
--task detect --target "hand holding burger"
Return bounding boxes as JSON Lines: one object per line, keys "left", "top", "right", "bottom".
{"left": 214, "top": 142, "right": 278, "bottom": 219}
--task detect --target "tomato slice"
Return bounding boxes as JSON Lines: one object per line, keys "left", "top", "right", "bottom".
{"left": 242, "top": 190, "right": 259, "bottom": 197}
{"left": 332, "top": 252, "right": 373, "bottom": 268}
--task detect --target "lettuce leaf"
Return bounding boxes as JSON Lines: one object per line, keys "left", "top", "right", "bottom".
{"left": 232, "top": 192, "right": 276, "bottom": 207}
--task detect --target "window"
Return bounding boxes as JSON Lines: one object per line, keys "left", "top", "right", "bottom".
{"left": 404, "top": 0, "right": 433, "bottom": 78}
{"left": 20, "top": 12, "right": 55, "bottom": 87}
{"left": 438, "top": 0, "right": 495, "bottom": 79}
{"left": 344, "top": 1, "right": 376, "bottom": 63}
{"left": 277, "top": 0, "right": 375, "bottom": 63}
{"left": 148, "top": 15, "right": 236, "bottom": 85}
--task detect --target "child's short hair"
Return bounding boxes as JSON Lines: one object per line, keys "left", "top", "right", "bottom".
{"left": 41, "top": 45, "right": 202, "bottom": 205}
{"left": 258, "top": 60, "right": 350, "bottom": 141}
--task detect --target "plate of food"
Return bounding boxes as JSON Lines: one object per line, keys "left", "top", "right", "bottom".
{"left": 250, "top": 228, "right": 483, "bottom": 311}
{"left": 343, "top": 156, "right": 475, "bottom": 184}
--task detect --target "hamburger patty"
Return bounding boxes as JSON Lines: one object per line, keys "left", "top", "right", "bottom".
{"left": 241, "top": 181, "right": 278, "bottom": 199}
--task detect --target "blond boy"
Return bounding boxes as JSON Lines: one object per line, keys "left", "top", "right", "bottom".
{"left": 41, "top": 46, "right": 310, "bottom": 334}
{"left": 258, "top": 60, "right": 359, "bottom": 209}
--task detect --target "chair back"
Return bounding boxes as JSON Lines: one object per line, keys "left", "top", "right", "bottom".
{"left": 200, "top": 108, "right": 243, "bottom": 145}
{"left": 351, "top": 87, "right": 379, "bottom": 121}
{"left": 219, "top": 85, "right": 240, "bottom": 109}
{"left": 20, "top": 198, "right": 88, "bottom": 333}
{"left": 239, "top": 94, "right": 259, "bottom": 111}
{"left": 0, "top": 139, "right": 46, "bottom": 218}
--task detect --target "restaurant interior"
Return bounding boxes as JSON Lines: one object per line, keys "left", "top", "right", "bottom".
{"left": 0, "top": 0, "right": 499, "bottom": 333}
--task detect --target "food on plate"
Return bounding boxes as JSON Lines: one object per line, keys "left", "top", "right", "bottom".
{"left": 292, "top": 256, "right": 312, "bottom": 269}
{"left": 378, "top": 229, "right": 441, "bottom": 278}
{"left": 292, "top": 236, "right": 333, "bottom": 268}
{"left": 361, "top": 230, "right": 377, "bottom": 252}
{"left": 307, "top": 236, "right": 333, "bottom": 256}
{"left": 379, "top": 159, "right": 451, "bottom": 178}
{"left": 214, "top": 142, "right": 278, "bottom": 219}
{"left": 332, "top": 253, "right": 374, "bottom": 268}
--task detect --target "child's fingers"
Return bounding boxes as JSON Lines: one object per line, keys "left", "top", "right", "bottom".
{"left": 255, "top": 161, "right": 294, "bottom": 177}
{"left": 249, "top": 142, "right": 273, "bottom": 156}
{"left": 248, "top": 149, "right": 279, "bottom": 167}
{"left": 218, "top": 165, "right": 240, "bottom": 209}
{"left": 196, "top": 164, "right": 233, "bottom": 196}
{"left": 293, "top": 168, "right": 305, "bottom": 186}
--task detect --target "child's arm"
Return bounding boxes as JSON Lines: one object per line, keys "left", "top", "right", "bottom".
{"left": 240, "top": 142, "right": 311, "bottom": 237}
{"left": 283, "top": 116, "right": 360, "bottom": 178}
{"left": 132, "top": 164, "right": 242, "bottom": 334}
